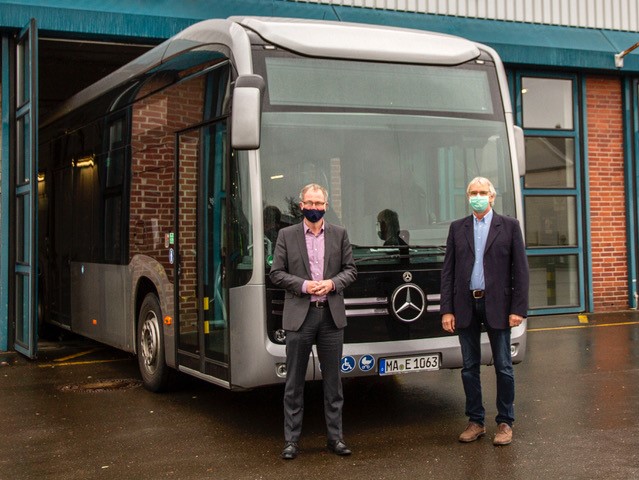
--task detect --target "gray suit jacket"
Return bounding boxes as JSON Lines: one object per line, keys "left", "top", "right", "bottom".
{"left": 269, "top": 221, "right": 357, "bottom": 331}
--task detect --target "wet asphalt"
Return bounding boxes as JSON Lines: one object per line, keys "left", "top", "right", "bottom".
{"left": 1, "top": 312, "right": 638, "bottom": 480}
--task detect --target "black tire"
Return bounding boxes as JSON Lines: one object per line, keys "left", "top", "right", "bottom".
{"left": 137, "top": 293, "right": 171, "bottom": 392}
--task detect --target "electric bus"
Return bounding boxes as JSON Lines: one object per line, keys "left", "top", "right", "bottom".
{"left": 38, "top": 16, "right": 527, "bottom": 391}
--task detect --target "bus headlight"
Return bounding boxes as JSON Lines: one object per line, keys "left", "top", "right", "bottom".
{"left": 510, "top": 344, "right": 518, "bottom": 357}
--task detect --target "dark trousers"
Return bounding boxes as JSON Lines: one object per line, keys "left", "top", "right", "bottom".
{"left": 284, "top": 306, "right": 344, "bottom": 443}
{"left": 457, "top": 297, "right": 515, "bottom": 426}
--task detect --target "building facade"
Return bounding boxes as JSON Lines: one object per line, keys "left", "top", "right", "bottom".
{"left": 2, "top": 0, "right": 639, "bottom": 352}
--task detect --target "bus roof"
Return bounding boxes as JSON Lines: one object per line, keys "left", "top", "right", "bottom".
{"left": 41, "top": 17, "right": 482, "bottom": 128}
{"left": 233, "top": 16, "right": 480, "bottom": 65}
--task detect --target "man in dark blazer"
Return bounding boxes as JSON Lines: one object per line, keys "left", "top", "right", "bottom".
{"left": 270, "top": 183, "right": 357, "bottom": 460}
{"left": 440, "top": 177, "right": 528, "bottom": 446}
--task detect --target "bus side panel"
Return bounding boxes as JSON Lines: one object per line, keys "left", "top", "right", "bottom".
{"left": 229, "top": 284, "right": 302, "bottom": 389}
{"left": 70, "top": 262, "right": 132, "bottom": 351}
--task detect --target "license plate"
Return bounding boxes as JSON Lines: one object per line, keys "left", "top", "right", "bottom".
{"left": 379, "top": 354, "right": 440, "bottom": 375}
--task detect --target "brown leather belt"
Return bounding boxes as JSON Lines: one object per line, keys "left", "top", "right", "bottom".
{"left": 311, "top": 300, "right": 328, "bottom": 308}
{"left": 471, "top": 290, "right": 485, "bottom": 299}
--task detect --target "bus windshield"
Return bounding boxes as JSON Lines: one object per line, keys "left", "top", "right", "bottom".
{"left": 257, "top": 53, "right": 516, "bottom": 262}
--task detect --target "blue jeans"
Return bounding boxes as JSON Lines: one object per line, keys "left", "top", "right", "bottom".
{"left": 457, "top": 298, "right": 515, "bottom": 426}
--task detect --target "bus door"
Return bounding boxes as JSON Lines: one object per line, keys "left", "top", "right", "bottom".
{"left": 13, "top": 19, "right": 38, "bottom": 358}
{"left": 175, "top": 121, "right": 230, "bottom": 385}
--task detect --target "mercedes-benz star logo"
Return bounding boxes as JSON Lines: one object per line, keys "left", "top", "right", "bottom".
{"left": 391, "top": 283, "right": 426, "bottom": 323}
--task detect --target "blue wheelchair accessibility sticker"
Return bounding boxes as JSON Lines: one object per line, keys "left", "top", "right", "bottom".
{"left": 340, "top": 356, "right": 356, "bottom": 373}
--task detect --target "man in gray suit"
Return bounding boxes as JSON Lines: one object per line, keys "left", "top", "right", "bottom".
{"left": 270, "top": 183, "right": 357, "bottom": 460}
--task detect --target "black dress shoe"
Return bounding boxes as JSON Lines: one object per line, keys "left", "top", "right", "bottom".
{"left": 327, "top": 440, "right": 352, "bottom": 456}
{"left": 281, "top": 442, "right": 299, "bottom": 460}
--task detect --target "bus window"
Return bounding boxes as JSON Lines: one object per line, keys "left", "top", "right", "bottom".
{"left": 104, "top": 116, "right": 127, "bottom": 263}
{"left": 203, "top": 122, "right": 229, "bottom": 362}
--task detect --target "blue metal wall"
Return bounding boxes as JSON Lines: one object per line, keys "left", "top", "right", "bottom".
{"left": 0, "top": 0, "right": 338, "bottom": 41}
{"left": 0, "top": 36, "right": 9, "bottom": 351}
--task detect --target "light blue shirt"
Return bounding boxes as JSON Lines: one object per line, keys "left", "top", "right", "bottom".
{"left": 470, "top": 209, "right": 493, "bottom": 291}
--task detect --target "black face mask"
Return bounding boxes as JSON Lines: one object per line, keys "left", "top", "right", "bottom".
{"left": 302, "top": 208, "right": 326, "bottom": 223}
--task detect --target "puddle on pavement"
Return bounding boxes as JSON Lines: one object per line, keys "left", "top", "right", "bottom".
{"left": 59, "top": 379, "right": 141, "bottom": 393}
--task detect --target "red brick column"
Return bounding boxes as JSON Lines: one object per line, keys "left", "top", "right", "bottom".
{"left": 586, "top": 76, "right": 628, "bottom": 311}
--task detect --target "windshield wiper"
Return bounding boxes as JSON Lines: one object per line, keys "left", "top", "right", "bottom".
{"left": 409, "top": 245, "right": 447, "bottom": 253}
{"left": 353, "top": 245, "right": 446, "bottom": 264}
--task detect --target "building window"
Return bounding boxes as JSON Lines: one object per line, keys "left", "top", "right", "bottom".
{"left": 524, "top": 196, "right": 577, "bottom": 247}
{"left": 528, "top": 255, "right": 580, "bottom": 309}
{"left": 517, "top": 74, "right": 584, "bottom": 312}
{"left": 522, "top": 77, "right": 573, "bottom": 130}
{"left": 524, "top": 136, "right": 575, "bottom": 188}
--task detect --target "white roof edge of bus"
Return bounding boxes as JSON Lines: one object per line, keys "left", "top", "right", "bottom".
{"left": 41, "top": 19, "right": 252, "bottom": 129}
{"left": 231, "top": 16, "right": 480, "bottom": 65}
{"left": 478, "top": 42, "right": 513, "bottom": 115}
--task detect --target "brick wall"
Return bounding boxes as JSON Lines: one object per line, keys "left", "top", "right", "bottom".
{"left": 586, "top": 76, "right": 628, "bottom": 311}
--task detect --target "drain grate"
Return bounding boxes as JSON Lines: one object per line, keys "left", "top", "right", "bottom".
{"left": 59, "top": 379, "right": 141, "bottom": 393}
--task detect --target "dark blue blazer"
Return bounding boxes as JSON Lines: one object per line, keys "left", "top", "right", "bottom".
{"left": 440, "top": 212, "right": 529, "bottom": 329}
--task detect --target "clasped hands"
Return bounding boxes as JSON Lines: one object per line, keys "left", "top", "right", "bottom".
{"left": 308, "top": 279, "right": 334, "bottom": 296}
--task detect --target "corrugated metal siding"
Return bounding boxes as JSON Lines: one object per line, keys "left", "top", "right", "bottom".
{"left": 297, "top": 0, "right": 639, "bottom": 32}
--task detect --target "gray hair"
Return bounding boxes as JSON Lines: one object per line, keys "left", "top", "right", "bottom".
{"left": 299, "top": 183, "right": 329, "bottom": 203}
{"left": 466, "top": 177, "right": 496, "bottom": 205}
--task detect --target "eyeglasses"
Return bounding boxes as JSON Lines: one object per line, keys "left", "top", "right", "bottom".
{"left": 468, "top": 190, "right": 491, "bottom": 196}
{"left": 302, "top": 201, "right": 327, "bottom": 208}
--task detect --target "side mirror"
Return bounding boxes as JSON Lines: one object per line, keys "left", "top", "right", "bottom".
{"left": 231, "top": 74, "right": 265, "bottom": 150}
{"left": 514, "top": 125, "right": 526, "bottom": 176}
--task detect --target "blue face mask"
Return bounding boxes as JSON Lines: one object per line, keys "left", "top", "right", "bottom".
{"left": 469, "top": 195, "right": 490, "bottom": 213}
{"left": 302, "top": 208, "right": 326, "bottom": 223}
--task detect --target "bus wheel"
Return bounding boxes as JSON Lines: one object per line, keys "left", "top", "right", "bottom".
{"left": 137, "top": 293, "right": 170, "bottom": 392}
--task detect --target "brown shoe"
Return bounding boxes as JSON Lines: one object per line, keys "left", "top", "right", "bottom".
{"left": 458, "top": 422, "right": 486, "bottom": 442}
{"left": 493, "top": 423, "right": 513, "bottom": 446}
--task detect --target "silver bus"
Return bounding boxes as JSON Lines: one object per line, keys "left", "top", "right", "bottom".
{"left": 38, "top": 16, "right": 527, "bottom": 391}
